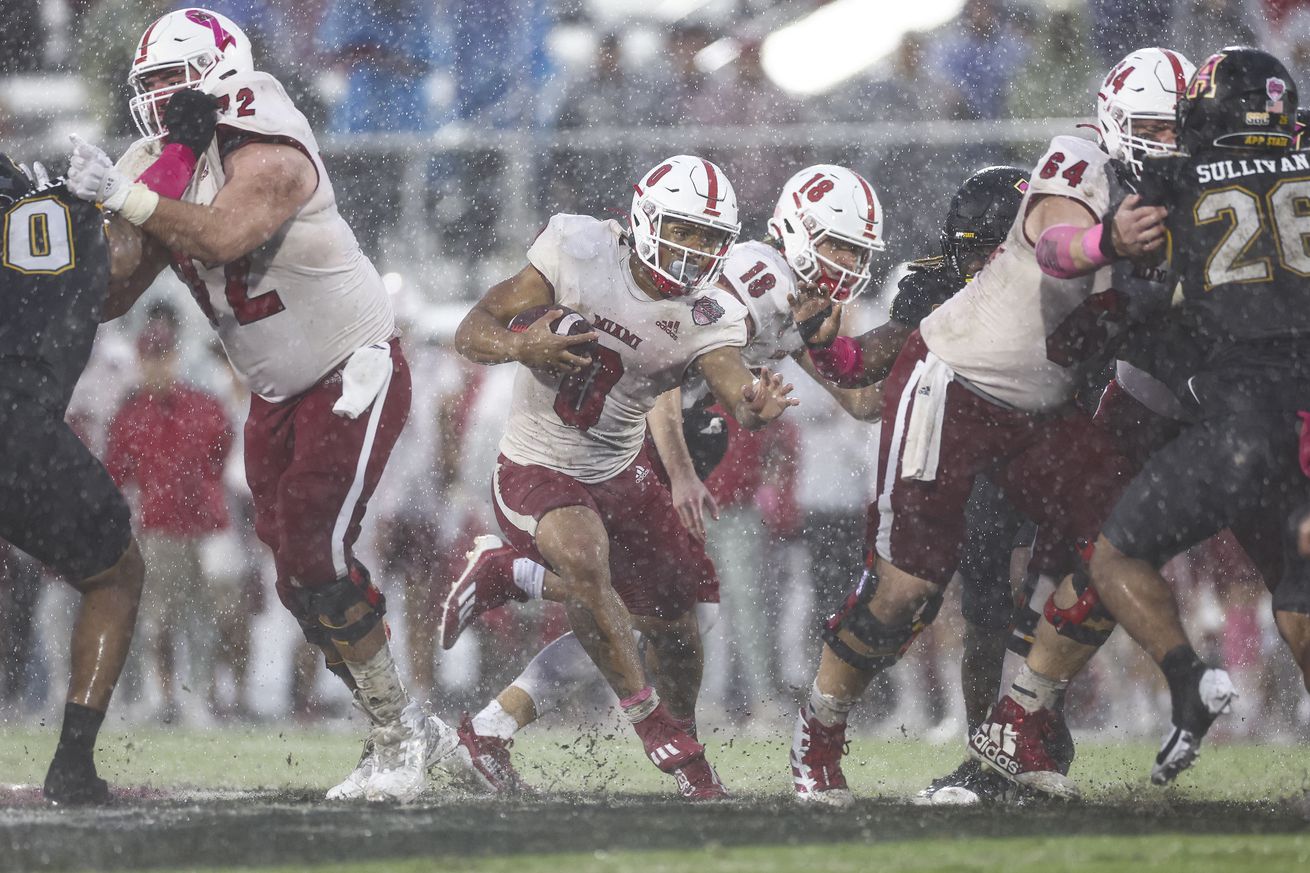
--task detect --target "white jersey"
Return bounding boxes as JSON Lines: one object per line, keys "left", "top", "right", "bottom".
{"left": 681, "top": 240, "right": 805, "bottom": 406}
{"left": 117, "top": 71, "right": 395, "bottom": 402}
{"left": 919, "top": 135, "right": 1117, "bottom": 413}
{"left": 499, "top": 214, "right": 748, "bottom": 483}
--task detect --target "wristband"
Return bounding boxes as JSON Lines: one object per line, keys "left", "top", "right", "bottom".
{"left": 796, "top": 303, "right": 836, "bottom": 348}
{"left": 137, "top": 142, "right": 199, "bottom": 200}
{"left": 1035, "top": 223, "right": 1113, "bottom": 279}
{"left": 808, "top": 335, "right": 865, "bottom": 388}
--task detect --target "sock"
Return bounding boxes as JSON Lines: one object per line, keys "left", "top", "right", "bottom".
{"left": 54, "top": 703, "right": 105, "bottom": 762}
{"left": 620, "top": 686, "right": 660, "bottom": 724}
{"left": 1160, "top": 645, "right": 1207, "bottom": 729}
{"left": 512, "top": 559, "right": 545, "bottom": 600}
{"left": 808, "top": 681, "right": 855, "bottom": 727}
{"left": 346, "top": 644, "right": 409, "bottom": 724}
{"left": 511, "top": 632, "right": 598, "bottom": 717}
{"left": 1009, "top": 665, "right": 1069, "bottom": 714}
{"left": 471, "top": 700, "right": 520, "bottom": 740}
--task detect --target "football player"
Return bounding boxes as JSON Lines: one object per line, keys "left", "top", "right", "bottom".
{"left": 64, "top": 9, "right": 463, "bottom": 802}
{"left": 1033, "top": 46, "right": 1310, "bottom": 784}
{"left": 789, "top": 47, "right": 1192, "bottom": 806}
{"left": 440, "top": 164, "right": 886, "bottom": 791}
{"left": 0, "top": 157, "right": 147, "bottom": 804}
{"left": 454, "top": 154, "right": 797, "bottom": 799}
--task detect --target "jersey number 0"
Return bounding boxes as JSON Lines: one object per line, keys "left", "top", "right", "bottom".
{"left": 2, "top": 197, "right": 75, "bottom": 276}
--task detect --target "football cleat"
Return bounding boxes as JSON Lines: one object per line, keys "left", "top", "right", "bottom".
{"left": 326, "top": 735, "right": 375, "bottom": 800}
{"left": 452, "top": 712, "right": 531, "bottom": 794}
{"left": 789, "top": 706, "right": 854, "bottom": 807}
{"left": 43, "top": 755, "right": 110, "bottom": 806}
{"left": 632, "top": 703, "right": 705, "bottom": 773}
{"left": 440, "top": 535, "right": 524, "bottom": 650}
{"left": 1151, "top": 668, "right": 1237, "bottom": 786}
{"left": 362, "top": 701, "right": 460, "bottom": 803}
{"left": 911, "top": 758, "right": 1017, "bottom": 806}
{"left": 674, "top": 755, "right": 728, "bottom": 801}
{"left": 969, "top": 695, "right": 1081, "bottom": 800}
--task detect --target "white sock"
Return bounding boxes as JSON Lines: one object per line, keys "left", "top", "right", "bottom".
{"left": 347, "top": 644, "right": 409, "bottom": 724}
{"left": 471, "top": 699, "right": 520, "bottom": 740}
{"left": 512, "top": 558, "right": 545, "bottom": 600}
{"left": 1009, "top": 665, "right": 1068, "bottom": 714}
{"left": 809, "top": 681, "right": 855, "bottom": 727}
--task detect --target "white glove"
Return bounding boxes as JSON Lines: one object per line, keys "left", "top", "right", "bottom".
{"left": 67, "top": 134, "right": 159, "bottom": 224}
{"left": 18, "top": 161, "right": 51, "bottom": 189}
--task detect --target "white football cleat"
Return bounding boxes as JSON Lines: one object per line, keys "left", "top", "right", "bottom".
{"left": 1151, "top": 668, "right": 1237, "bottom": 786}
{"left": 362, "top": 701, "right": 460, "bottom": 803}
{"left": 326, "top": 736, "right": 375, "bottom": 800}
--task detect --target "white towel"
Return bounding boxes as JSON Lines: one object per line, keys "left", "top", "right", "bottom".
{"left": 900, "top": 352, "right": 953, "bottom": 482}
{"left": 332, "top": 343, "right": 392, "bottom": 419}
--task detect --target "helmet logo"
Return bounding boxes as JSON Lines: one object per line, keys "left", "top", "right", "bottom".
{"left": 185, "top": 9, "right": 236, "bottom": 51}
{"left": 1267, "top": 77, "right": 1287, "bottom": 113}
{"left": 1186, "top": 53, "right": 1224, "bottom": 100}
{"left": 645, "top": 164, "right": 673, "bottom": 187}
{"left": 1105, "top": 63, "right": 1135, "bottom": 94}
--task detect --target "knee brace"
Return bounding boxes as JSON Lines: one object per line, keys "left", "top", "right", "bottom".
{"left": 1043, "top": 568, "right": 1115, "bottom": 647}
{"left": 280, "top": 561, "right": 388, "bottom": 648}
{"left": 821, "top": 570, "right": 942, "bottom": 673}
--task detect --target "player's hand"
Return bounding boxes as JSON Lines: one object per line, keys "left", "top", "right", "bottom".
{"left": 1110, "top": 194, "right": 1168, "bottom": 261}
{"left": 163, "top": 89, "right": 222, "bottom": 158}
{"left": 18, "top": 161, "right": 51, "bottom": 189}
{"left": 670, "top": 471, "right": 719, "bottom": 543}
{"left": 788, "top": 288, "right": 842, "bottom": 348}
{"left": 67, "top": 134, "right": 134, "bottom": 211}
{"left": 512, "top": 308, "right": 598, "bottom": 376}
{"left": 742, "top": 367, "right": 798, "bottom": 423}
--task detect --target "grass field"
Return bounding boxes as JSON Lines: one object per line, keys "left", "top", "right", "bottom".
{"left": 2, "top": 724, "right": 1307, "bottom": 873}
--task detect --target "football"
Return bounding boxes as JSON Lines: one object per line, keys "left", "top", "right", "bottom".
{"left": 507, "top": 303, "right": 591, "bottom": 338}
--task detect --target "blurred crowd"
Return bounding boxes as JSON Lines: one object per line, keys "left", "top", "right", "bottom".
{"left": 0, "top": 0, "right": 1308, "bottom": 743}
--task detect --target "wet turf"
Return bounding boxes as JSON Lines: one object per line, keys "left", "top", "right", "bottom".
{"left": 1, "top": 727, "right": 1307, "bottom": 872}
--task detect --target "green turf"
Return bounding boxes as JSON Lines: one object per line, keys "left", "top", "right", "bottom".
{"left": 144, "top": 834, "right": 1310, "bottom": 873}
{"left": 1, "top": 724, "right": 1307, "bottom": 802}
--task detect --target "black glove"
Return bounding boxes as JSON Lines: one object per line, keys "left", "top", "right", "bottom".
{"left": 163, "top": 89, "right": 222, "bottom": 159}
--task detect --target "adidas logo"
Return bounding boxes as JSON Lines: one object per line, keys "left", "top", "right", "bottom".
{"left": 656, "top": 319, "right": 680, "bottom": 340}
{"left": 649, "top": 742, "right": 681, "bottom": 765}
{"left": 970, "top": 723, "right": 1019, "bottom": 775}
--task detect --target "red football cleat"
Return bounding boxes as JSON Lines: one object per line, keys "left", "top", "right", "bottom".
{"left": 454, "top": 712, "right": 531, "bottom": 794}
{"left": 789, "top": 706, "right": 853, "bottom": 806}
{"left": 969, "top": 694, "right": 1081, "bottom": 799}
{"left": 440, "top": 535, "right": 525, "bottom": 650}
{"left": 631, "top": 703, "right": 705, "bottom": 772}
{"left": 674, "top": 756, "right": 728, "bottom": 800}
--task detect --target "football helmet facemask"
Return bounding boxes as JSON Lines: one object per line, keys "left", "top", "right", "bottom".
{"left": 1097, "top": 47, "right": 1195, "bottom": 174}
{"left": 768, "top": 164, "right": 885, "bottom": 301}
{"left": 127, "top": 8, "right": 254, "bottom": 140}
{"left": 630, "top": 155, "right": 741, "bottom": 297}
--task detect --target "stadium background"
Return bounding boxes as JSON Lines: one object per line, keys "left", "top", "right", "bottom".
{"left": 1, "top": 0, "right": 1309, "bottom": 846}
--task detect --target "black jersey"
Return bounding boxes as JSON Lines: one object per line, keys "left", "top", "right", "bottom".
{"left": 0, "top": 183, "right": 108, "bottom": 415}
{"left": 1141, "top": 149, "right": 1310, "bottom": 411}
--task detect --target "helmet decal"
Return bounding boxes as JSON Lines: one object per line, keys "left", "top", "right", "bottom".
{"left": 700, "top": 159, "right": 722, "bottom": 218}
{"left": 185, "top": 9, "right": 237, "bottom": 51}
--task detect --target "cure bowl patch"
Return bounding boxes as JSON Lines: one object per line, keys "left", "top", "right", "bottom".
{"left": 1267, "top": 76, "right": 1287, "bottom": 113}
{"left": 691, "top": 296, "right": 725, "bottom": 326}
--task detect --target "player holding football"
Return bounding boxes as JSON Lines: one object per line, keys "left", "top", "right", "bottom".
{"left": 454, "top": 155, "right": 798, "bottom": 798}
{"left": 64, "top": 8, "right": 462, "bottom": 802}
{"left": 788, "top": 47, "right": 1192, "bottom": 805}
{"left": 439, "top": 164, "right": 886, "bottom": 790}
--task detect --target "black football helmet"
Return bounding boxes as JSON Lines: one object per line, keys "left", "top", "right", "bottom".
{"left": 1177, "top": 46, "right": 1298, "bottom": 154}
{"left": 941, "top": 166, "right": 1029, "bottom": 282}
{"left": 0, "top": 154, "right": 33, "bottom": 209}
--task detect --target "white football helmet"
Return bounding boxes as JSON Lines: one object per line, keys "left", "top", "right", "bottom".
{"left": 768, "top": 164, "right": 885, "bottom": 301}
{"left": 629, "top": 155, "right": 741, "bottom": 297}
{"left": 1097, "top": 47, "right": 1195, "bottom": 174}
{"left": 127, "top": 8, "right": 255, "bottom": 140}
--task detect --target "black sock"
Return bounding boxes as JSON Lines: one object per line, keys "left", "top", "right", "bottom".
{"left": 1160, "top": 645, "right": 1207, "bottom": 729}
{"left": 54, "top": 703, "right": 105, "bottom": 762}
